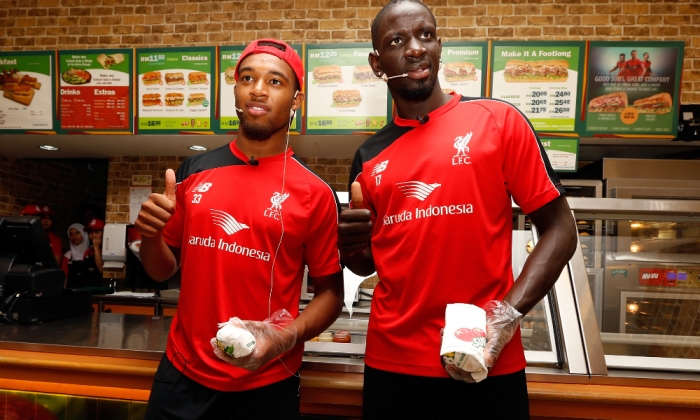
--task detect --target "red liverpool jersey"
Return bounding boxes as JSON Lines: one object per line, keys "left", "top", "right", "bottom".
{"left": 350, "top": 94, "right": 565, "bottom": 378}
{"left": 163, "top": 141, "right": 341, "bottom": 391}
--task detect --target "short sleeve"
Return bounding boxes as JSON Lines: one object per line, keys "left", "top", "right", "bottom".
{"left": 498, "top": 104, "right": 564, "bottom": 214}
{"left": 303, "top": 187, "right": 342, "bottom": 278}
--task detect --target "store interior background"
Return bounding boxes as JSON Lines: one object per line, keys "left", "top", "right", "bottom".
{"left": 1, "top": 0, "right": 699, "bottom": 269}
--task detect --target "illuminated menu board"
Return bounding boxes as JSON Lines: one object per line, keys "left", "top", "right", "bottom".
{"left": 58, "top": 49, "right": 132, "bottom": 133}
{"left": 0, "top": 50, "right": 56, "bottom": 133}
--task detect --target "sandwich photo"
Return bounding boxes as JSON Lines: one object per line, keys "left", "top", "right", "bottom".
{"left": 165, "top": 92, "right": 184, "bottom": 106}
{"left": 443, "top": 62, "right": 476, "bottom": 82}
{"left": 20, "top": 74, "right": 41, "bottom": 90}
{"left": 142, "top": 93, "right": 161, "bottom": 106}
{"left": 587, "top": 91, "right": 628, "bottom": 113}
{"left": 3, "top": 84, "right": 34, "bottom": 106}
{"left": 224, "top": 66, "right": 236, "bottom": 85}
{"left": 352, "top": 65, "right": 376, "bottom": 84}
{"left": 632, "top": 92, "right": 673, "bottom": 114}
{"left": 96, "top": 53, "right": 124, "bottom": 69}
{"left": 188, "top": 93, "right": 206, "bottom": 106}
{"left": 332, "top": 89, "right": 362, "bottom": 108}
{"left": 165, "top": 72, "right": 185, "bottom": 85}
{"left": 188, "top": 71, "right": 208, "bottom": 85}
{"left": 142, "top": 71, "right": 162, "bottom": 85}
{"left": 313, "top": 65, "right": 342, "bottom": 84}
{"left": 0, "top": 69, "right": 21, "bottom": 88}
{"left": 503, "top": 60, "right": 569, "bottom": 83}
{"left": 442, "top": 88, "right": 456, "bottom": 94}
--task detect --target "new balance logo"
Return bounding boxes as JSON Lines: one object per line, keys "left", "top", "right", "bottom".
{"left": 371, "top": 160, "right": 389, "bottom": 176}
{"left": 211, "top": 209, "right": 248, "bottom": 235}
{"left": 193, "top": 182, "right": 213, "bottom": 193}
{"left": 396, "top": 181, "right": 441, "bottom": 201}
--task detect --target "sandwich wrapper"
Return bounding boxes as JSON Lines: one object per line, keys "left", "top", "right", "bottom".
{"left": 440, "top": 303, "right": 488, "bottom": 382}
{"left": 216, "top": 319, "right": 256, "bottom": 358}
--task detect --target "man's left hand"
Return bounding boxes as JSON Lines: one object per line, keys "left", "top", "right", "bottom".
{"left": 483, "top": 300, "right": 523, "bottom": 369}
{"left": 211, "top": 309, "right": 297, "bottom": 371}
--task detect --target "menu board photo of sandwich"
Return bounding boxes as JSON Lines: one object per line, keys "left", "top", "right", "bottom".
{"left": 0, "top": 50, "right": 56, "bottom": 133}
{"left": 217, "top": 44, "right": 303, "bottom": 134}
{"left": 136, "top": 47, "right": 215, "bottom": 134}
{"left": 57, "top": 48, "right": 132, "bottom": 133}
{"left": 584, "top": 41, "right": 684, "bottom": 137}
{"left": 491, "top": 42, "right": 584, "bottom": 134}
{"left": 306, "top": 43, "right": 390, "bottom": 134}
{"left": 439, "top": 42, "right": 487, "bottom": 98}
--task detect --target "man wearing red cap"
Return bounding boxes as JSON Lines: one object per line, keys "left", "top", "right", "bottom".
{"left": 82, "top": 218, "right": 105, "bottom": 287}
{"left": 136, "top": 38, "right": 343, "bottom": 419}
{"left": 20, "top": 204, "right": 62, "bottom": 265}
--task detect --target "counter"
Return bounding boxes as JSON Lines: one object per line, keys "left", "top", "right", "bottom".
{"left": 1, "top": 311, "right": 700, "bottom": 419}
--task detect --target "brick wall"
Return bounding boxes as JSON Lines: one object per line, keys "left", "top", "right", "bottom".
{"left": 1, "top": 0, "right": 697, "bottom": 102}
{"left": 0, "top": 156, "right": 108, "bottom": 252}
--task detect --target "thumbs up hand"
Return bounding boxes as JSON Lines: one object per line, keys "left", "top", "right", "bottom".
{"left": 338, "top": 182, "right": 373, "bottom": 262}
{"left": 350, "top": 181, "right": 364, "bottom": 210}
{"left": 134, "top": 169, "right": 177, "bottom": 238}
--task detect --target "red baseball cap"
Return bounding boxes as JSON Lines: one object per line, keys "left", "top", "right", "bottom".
{"left": 84, "top": 218, "right": 105, "bottom": 231}
{"left": 40, "top": 205, "right": 55, "bottom": 218}
{"left": 20, "top": 204, "right": 42, "bottom": 216}
{"left": 234, "top": 38, "right": 304, "bottom": 89}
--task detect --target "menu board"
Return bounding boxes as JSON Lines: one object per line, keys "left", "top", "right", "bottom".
{"left": 540, "top": 137, "right": 579, "bottom": 172}
{"left": 136, "top": 47, "right": 216, "bottom": 134}
{"left": 0, "top": 50, "right": 55, "bottom": 133}
{"left": 439, "top": 42, "right": 488, "bottom": 97}
{"left": 217, "top": 44, "right": 303, "bottom": 134}
{"left": 490, "top": 42, "right": 584, "bottom": 134}
{"left": 57, "top": 49, "right": 132, "bottom": 133}
{"left": 584, "top": 41, "right": 684, "bottom": 137}
{"left": 305, "top": 43, "right": 390, "bottom": 134}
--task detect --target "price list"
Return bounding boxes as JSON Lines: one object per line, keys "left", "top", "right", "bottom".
{"left": 490, "top": 42, "right": 583, "bottom": 133}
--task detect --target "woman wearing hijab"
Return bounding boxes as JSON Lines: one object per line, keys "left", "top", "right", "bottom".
{"left": 61, "top": 223, "right": 90, "bottom": 288}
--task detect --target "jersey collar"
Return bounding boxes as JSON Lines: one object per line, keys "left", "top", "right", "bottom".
{"left": 393, "top": 93, "right": 461, "bottom": 127}
{"left": 229, "top": 139, "right": 294, "bottom": 166}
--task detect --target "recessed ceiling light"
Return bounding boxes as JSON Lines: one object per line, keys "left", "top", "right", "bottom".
{"left": 189, "top": 145, "right": 207, "bottom": 151}
{"left": 38, "top": 145, "right": 59, "bottom": 151}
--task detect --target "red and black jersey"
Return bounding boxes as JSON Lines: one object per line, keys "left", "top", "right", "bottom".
{"left": 163, "top": 141, "right": 342, "bottom": 392}
{"left": 349, "top": 94, "right": 564, "bottom": 378}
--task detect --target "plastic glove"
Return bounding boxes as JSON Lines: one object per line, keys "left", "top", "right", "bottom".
{"left": 483, "top": 300, "right": 523, "bottom": 369}
{"left": 210, "top": 309, "right": 297, "bottom": 371}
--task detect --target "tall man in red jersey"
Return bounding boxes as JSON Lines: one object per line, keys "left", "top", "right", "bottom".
{"left": 136, "top": 39, "right": 344, "bottom": 419}
{"left": 338, "top": 1, "right": 578, "bottom": 418}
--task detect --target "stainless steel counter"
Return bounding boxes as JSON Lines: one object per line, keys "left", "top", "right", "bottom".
{"left": 0, "top": 312, "right": 170, "bottom": 360}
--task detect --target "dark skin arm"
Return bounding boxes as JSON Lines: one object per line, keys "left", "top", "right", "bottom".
{"left": 504, "top": 195, "right": 577, "bottom": 315}
{"left": 294, "top": 271, "right": 344, "bottom": 343}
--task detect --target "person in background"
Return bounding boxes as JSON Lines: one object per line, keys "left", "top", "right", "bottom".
{"left": 337, "top": 1, "right": 578, "bottom": 418}
{"left": 642, "top": 52, "right": 654, "bottom": 78}
{"left": 61, "top": 223, "right": 90, "bottom": 288}
{"left": 82, "top": 218, "right": 105, "bottom": 287}
{"left": 609, "top": 53, "right": 626, "bottom": 74}
{"left": 81, "top": 203, "right": 104, "bottom": 228}
{"left": 135, "top": 38, "right": 344, "bottom": 419}
{"left": 623, "top": 49, "right": 644, "bottom": 78}
{"left": 20, "top": 204, "right": 62, "bottom": 266}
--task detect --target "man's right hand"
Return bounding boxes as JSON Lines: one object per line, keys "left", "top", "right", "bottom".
{"left": 338, "top": 182, "right": 373, "bottom": 260}
{"left": 134, "top": 169, "right": 177, "bottom": 238}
